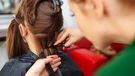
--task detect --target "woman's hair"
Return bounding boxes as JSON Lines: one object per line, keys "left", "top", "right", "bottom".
{"left": 118, "top": 0, "right": 135, "bottom": 7}
{"left": 7, "top": 0, "right": 63, "bottom": 58}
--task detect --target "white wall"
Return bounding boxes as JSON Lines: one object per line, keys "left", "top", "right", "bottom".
{"left": 0, "top": 15, "right": 13, "bottom": 37}
{"left": 62, "top": 0, "right": 78, "bottom": 28}
{"left": 0, "top": 42, "right": 8, "bottom": 70}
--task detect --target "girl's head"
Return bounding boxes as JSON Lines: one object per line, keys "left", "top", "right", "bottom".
{"left": 7, "top": 0, "right": 63, "bottom": 58}
{"left": 69, "top": 0, "right": 135, "bottom": 50}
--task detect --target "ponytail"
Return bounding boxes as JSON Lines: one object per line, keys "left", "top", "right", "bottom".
{"left": 7, "top": 19, "right": 26, "bottom": 59}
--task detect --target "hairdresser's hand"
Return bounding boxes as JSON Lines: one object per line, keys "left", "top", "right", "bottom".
{"left": 54, "top": 28, "right": 83, "bottom": 47}
{"left": 25, "top": 55, "right": 61, "bottom": 76}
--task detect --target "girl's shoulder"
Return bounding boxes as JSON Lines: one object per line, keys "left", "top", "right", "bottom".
{"left": 0, "top": 52, "right": 38, "bottom": 76}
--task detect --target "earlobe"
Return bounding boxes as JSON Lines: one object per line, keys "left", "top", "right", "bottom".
{"left": 18, "top": 24, "right": 28, "bottom": 37}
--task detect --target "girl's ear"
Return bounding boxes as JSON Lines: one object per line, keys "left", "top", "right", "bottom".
{"left": 18, "top": 24, "right": 28, "bottom": 37}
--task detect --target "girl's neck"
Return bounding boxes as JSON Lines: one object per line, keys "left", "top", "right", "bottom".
{"left": 26, "top": 37, "right": 43, "bottom": 56}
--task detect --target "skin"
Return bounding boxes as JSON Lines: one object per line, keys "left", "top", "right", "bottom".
{"left": 18, "top": 24, "right": 61, "bottom": 76}
{"left": 25, "top": 56, "right": 61, "bottom": 76}
{"left": 54, "top": 28, "right": 83, "bottom": 47}
{"left": 56, "top": 0, "right": 135, "bottom": 50}
{"left": 25, "top": 56, "right": 58, "bottom": 76}
{"left": 24, "top": 0, "right": 135, "bottom": 76}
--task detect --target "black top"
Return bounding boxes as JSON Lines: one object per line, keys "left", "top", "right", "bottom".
{"left": 0, "top": 51, "right": 83, "bottom": 76}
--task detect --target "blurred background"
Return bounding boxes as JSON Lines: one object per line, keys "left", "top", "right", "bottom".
{"left": 0, "top": 0, "right": 77, "bottom": 70}
{"left": 0, "top": 1, "right": 126, "bottom": 76}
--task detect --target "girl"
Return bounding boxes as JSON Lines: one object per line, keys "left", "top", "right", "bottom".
{"left": 0, "top": 0, "right": 83, "bottom": 76}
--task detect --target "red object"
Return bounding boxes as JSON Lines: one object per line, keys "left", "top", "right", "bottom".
{"left": 111, "top": 43, "right": 126, "bottom": 52}
{"left": 63, "top": 39, "right": 125, "bottom": 76}
{"left": 68, "top": 49, "right": 107, "bottom": 76}
{"left": 74, "top": 38, "right": 92, "bottom": 49}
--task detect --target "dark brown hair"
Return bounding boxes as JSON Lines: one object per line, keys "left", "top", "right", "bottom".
{"left": 7, "top": 0, "right": 63, "bottom": 58}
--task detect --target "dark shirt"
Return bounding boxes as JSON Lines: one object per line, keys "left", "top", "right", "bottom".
{"left": 0, "top": 51, "right": 83, "bottom": 76}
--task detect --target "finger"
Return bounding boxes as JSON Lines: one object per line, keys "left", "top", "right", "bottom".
{"left": 54, "top": 31, "right": 69, "bottom": 45}
{"left": 47, "top": 55, "right": 59, "bottom": 59}
{"left": 64, "top": 39, "right": 74, "bottom": 47}
{"left": 56, "top": 31, "right": 64, "bottom": 41}
{"left": 37, "top": 57, "right": 53, "bottom": 64}
{"left": 53, "top": 67, "right": 58, "bottom": 72}
{"left": 50, "top": 58, "right": 61, "bottom": 65}
{"left": 51, "top": 62, "right": 61, "bottom": 69}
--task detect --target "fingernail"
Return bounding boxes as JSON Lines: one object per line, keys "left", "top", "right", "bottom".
{"left": 54, "top": 42, "right": 57, "bottom": 45}
{"left": 64, "top": 45, "right": 70, "bottom": 48}
{"left": 59, "top": 62, "right": 61, "bottom": 65}
{"left": 58, "top": 58, "right": 61, "bottom": 60}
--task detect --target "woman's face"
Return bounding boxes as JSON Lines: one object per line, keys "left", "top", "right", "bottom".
{"left": 68, "top": 0, "right": 135, "bottom": 49}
